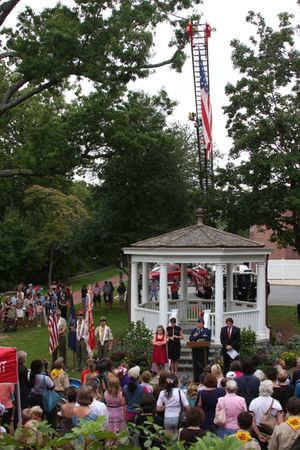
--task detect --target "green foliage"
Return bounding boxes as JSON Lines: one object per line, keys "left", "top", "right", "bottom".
{"left": 122, "top": 319, "right": 153, "bottom": 369}
{"left": 206, "top": 11, "right": 300, "bottom": 254}
{"left": 0, "top": 418, "right": 242, "bottom": 449}
{"left": 280, "top": 350, "right": 297, "bottom": 369}
{"left": 285, "top": 335, "right": 300, "bottom": 351}
{"left": 239, "top": 327, "right": 257, "bottom": 357}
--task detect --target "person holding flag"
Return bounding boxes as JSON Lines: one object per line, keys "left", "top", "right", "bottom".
{"left": 52, "top": 309, "right": 67, "bottom": 368}
{"left": 85, "top": 288, "right": 96, "bottom": 357}
{"left": 75, "top": 310, "right": 88, "bottom": 371}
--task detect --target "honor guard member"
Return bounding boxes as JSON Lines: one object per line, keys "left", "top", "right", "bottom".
{"left": 189, "top": 317, "right": 211, "bottom": 342}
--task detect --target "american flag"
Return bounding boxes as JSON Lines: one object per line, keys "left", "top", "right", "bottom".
{"left": 86, "top": 289, "right": 95, "bottom": 355}
{"left": 199, "top": 53, "right": 212, "bottom": 160}
{"left": 48, "top": 311, "right": 59, "bottom": 354}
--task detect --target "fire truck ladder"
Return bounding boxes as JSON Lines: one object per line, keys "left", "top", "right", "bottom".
{"left": 191, "top": 24, "right": 213, "bottom": 190}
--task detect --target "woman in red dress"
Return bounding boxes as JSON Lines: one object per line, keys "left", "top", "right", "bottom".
{"left": 152, "top": 325, "right": 168, "bottom": 373}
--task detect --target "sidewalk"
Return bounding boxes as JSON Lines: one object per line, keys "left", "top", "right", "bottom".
{"left": 269, "top": 279, "right": 300, "bottom": 286}
{"left": 72, "top": 275, "right": 124, "bottom": 305}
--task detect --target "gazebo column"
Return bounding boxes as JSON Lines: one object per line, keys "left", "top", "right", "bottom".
{"left": 226, "top": 263, "right": 234, "bottom": 312}
{"left": 159, "top": 263, "right": 168, "bottom": 329}
{"left": 256, "top": 261, "right": 266, "bottom": 336}
{"left": 142, "top": 262, "right": 149, "bottom": 303}
{"left": 181, "top": 263, "right": 188, "bottom": 321}
{"left": 131, "top": 261, "right": 139, "bottom": 322}
{"left": 214, "top": 263, "right": 224, "bottom": 344}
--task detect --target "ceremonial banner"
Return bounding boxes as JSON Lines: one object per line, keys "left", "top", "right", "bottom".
{"left": 0, "top": 347, "right": 18, "bottom": 383}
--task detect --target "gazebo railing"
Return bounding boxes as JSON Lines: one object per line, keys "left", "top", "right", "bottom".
{"left": 134, "top": 306, "right": 159, "bottom": 332}
{"left": 209, "top": 309, "right": 260, "bottom": 339}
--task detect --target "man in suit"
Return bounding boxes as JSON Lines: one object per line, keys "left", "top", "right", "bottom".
{"left": 189, "top": 318, "right": 211, "bottom": 342}
{"left": 220, "top": 317, "right": 240, "bottom": 374}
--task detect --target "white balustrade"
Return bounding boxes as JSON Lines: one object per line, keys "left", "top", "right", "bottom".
{"left": 134, "top": 306, "right": 159, "bottom": 332}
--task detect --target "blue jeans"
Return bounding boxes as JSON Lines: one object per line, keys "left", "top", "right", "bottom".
{"left": 217, "top": 427, "right": 237, "bottom": 438}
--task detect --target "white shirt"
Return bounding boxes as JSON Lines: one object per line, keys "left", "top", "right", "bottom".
{"left": 91, "top": 399, "right": 108, "bottom": 427}
{"left": 157, "top": 387, "right": 189, "bottom": 418}
{"left": 249, "top": 396, "right": 282, "bottom": 425}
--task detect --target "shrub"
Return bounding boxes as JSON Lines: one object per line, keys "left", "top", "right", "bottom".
{"left": 285, "top": 335, "right": 300, "bottom": 352}
{"left": 239, "top": 327, "right": 257, "bottom": 357}
{"left": 122, "top": 319, "right": 153, "bottom": 368}
{"left": 281, "top": 350, "right": 297, "bottom": 369}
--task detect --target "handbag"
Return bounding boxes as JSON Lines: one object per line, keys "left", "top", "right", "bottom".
{"left": 178, "top": 390, "right": 187, "bottom": 428}
{"left": 214, "top": 399, "right": 226, "bottom": 427}
{"left": 259, "top": 399, "right": 277, "bottom": 434}
{"left": 42, "top": 376, "right": 60, "bottom": 413}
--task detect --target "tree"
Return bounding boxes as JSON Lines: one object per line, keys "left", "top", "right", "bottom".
{"left": 23, "top": 185, "right": 88, "bottom": 285}
{"left": 0, "top": 0, "right": 198, "bottom": 116}
{"left": 84, "top": 90, "right": 199, "bottom": 261}
{"left": 220, "top": 11, "right": 300, "bottom": 254}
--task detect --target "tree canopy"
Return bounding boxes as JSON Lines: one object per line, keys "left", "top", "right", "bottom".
{"left": 209, "top": 10, "right": 300, "bottom": 254}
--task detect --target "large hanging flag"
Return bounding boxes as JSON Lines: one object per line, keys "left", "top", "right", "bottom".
{"left": 86, "top": 289, "right": 96, "bottom": 355}
{"left": 48, "top": 311, "right": 59, "bottom": 354}
{"left": 67, "top": 293, "right": 77, "bottom": 352}
{"left": 199, "top": 52, "right": 212, "bottom": 160}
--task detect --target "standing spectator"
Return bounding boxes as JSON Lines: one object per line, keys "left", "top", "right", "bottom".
{"left": 152, "top": 325, "right": 168, "bottom": 373}
{"left": 52, "top": 309, "right": 67, "bottom": 368}
{"left": 51, "top": 357, "right": 70, "bottom": 396}
{"left": 178, "top": 407, "right": 206, "bottom": 447}
{"left": 104, "top": 376, "right": 126, "bottom": 433}
{"left": 170, "top": 279, "right": 179, "bottom": 300}
{"left": 93, "top": 282, "right": 101, "bottom": 309}
{"left": 0, "top": 382, "right": 14, "bottom": 429}
{"left": 211, "top": 364, "right": 224, "bottom": 388}
{"left": 95, "top": 317, "right": 114, "bottom": 360}
{"left": 236, "top": 357, "right": 261, "bottom": 408}
{"left": 72, "top": 385, "right": 98, "bottom": 426}
{"left": 86, "top": 379, "right": 108, "bottom": 426}
{"left": 60, "top": 387, "right": 77, "bottom": 435}
{"left": 14, "top": 351, "right": 30, "bottom": 428}
{"left": 268, "top": 397, "right": 300, "bottom": 450}
{"left": 117, "top": 281, "right": 126, "bottom": 304}
{"left": 141, "top": 371, "right": 153, "bottom": 393}
{"left": 27, "top": 303, "right": 35, "bottom": 325}
{"left": 215, "top": 379, "right": 247, "bottom": 438}
{"left": 293, "top": 358, "right": 300, "bottom": 386}
{"left": 58, "top": 293, "right": 69, "bottom": 320}
{"left": 196, "top": 373, "right": 225, "bottom": 434}
{"left": 28, "top": 359, "right": 56, "bottom": 427}
{"left": 102, "top": 281, "right": 110, "bottom": 310}
{"left": 233, "top": 411, "right": 261, "bottom": 450}
{"left": 156, "top": 374, "right": 189, "bottom": 433}
{"left": 107, "top": 281, "right": 114, "bottom": 310}
{"left": 167, "top": 317, "right": 183, "bottom": 375}
{"left": 149, "top": 278, "right": 159, "bottom": 301}
{"left": 81, "top": 284, "right": 88, "bottom": 308}
{"left": 76, "top": 310, "right": 88, "bottom": 371}
{"left": 220, "top": 317, "right": 240, "bottom": 374}
{"left": 123, "top": 366, "right": 145, "bottom": 423}
{"left": 272, "top": 369, "right": 294, "bottom": 413}
{"left": 80, "top": 358, "right": 99, "bottom": 385}
{"left": 249, "top": 380, "right": 283, "bottom": 448}
{"left": 35, "top": 300, "right": 43, "bottom": 327}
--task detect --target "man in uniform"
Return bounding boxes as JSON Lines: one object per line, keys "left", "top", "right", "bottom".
{"left": 75, "top": 310, "right": 88, "bottom": 371}
{"left": 189, "top": 317, "right": 211, "bottom": 342}
{"left": 52, "top": 309, "right": 67, "bottom": 368}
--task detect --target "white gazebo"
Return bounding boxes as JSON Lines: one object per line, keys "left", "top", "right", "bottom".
{"left": 123, "top": 209, "right": 272, "bottom": 344}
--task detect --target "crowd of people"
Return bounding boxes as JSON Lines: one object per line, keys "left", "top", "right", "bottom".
{"left": 1, "top": 349, "right": 300, "bottom": 449}
{"left": 0, "top": 280, "right": 127, "bottom": 332}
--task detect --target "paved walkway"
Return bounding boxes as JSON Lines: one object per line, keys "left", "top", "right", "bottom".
{"left": 72, "top": 275, "right": 125, "bottom": 305}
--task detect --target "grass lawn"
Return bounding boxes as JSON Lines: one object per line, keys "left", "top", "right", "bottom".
{"left": 0, "top": 302, "right": 129, "bottom": 379}
{"left": 268, "top": 305, "right": 299, "bottom": 342}
{"left": 67, "top": 267, "right": 125, "bottom": 293}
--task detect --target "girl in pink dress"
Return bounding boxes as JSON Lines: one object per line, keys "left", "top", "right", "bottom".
{"left": 104, "top": 376, "right": 126, "bottom": 433}
{"left": 152, "top": 325, "right": 168, "bottom": 373}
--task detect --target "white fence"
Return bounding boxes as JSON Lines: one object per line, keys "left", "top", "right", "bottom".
{"left": 268, "top": 260, "right": 300, "bottom": 280}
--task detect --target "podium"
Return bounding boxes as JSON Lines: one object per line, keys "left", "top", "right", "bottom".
{"left": 186, "top": 341, "right": 210, "bottom": 382}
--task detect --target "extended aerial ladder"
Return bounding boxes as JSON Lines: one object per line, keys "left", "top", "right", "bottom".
{"left": 187, "top": 21, "right": 214, "bottom": 190}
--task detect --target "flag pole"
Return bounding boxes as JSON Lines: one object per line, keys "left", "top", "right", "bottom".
{"left": 16, "top": 382, "right": 22, "bottom": 426}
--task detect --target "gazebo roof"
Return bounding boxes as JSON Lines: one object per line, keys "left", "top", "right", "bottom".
{"left": 131, "top": 209, "right": 264, "bottom": 249}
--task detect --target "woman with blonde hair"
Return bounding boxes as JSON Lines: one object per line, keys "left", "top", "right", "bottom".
{"left": 211, "top": 364, "right": 224, "bottom": 387}
{"left": 104, "top": 376, "right": 126, "bottom": 432}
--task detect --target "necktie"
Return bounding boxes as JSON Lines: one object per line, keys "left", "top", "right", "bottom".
{"left": 227, "top": 327, "right": 231, "bottom": 338}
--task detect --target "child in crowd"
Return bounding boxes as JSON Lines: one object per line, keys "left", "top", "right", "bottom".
{"left": 179, "top": 374, "right": 190, "bottom": 394}
{"left": 35, "top": 301, "right": 43, "bottom": 327}
{"left": 186, "top": 383, "right": 198, "bottom": 407}
{"left": 24, "top": 406, "right": 43, "bottom": 428}
{"left": 27, "top": 303, "right": 34, "bottom": 325}
{"left": 141, "top": 371, "right": 153, "bottom": 393}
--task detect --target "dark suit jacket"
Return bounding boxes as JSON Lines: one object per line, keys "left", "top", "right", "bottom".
{"left": 220, "top": 325, "right": 240, "bottom": 352}
{"left": 189, "top": 327, "right": 211, "bottom": 342}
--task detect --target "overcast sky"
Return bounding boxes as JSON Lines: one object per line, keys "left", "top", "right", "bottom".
{"left": 7, "top": 0, "right": 300, "bottom": 159}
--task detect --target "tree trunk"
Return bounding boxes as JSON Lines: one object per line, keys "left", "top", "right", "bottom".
{"left": 48, "top": 249, "right": 54, "bottom": 288}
